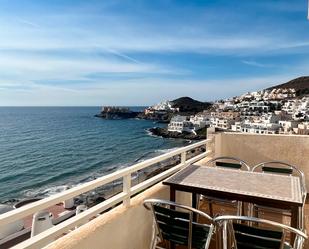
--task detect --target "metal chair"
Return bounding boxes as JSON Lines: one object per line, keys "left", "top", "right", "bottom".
{"left": 201, "top": 157, "right": 251, "bottom": 217}
{"left": 214, "top": 215, "right": 308, "bottom": 249}
{"left": 143, "top": 199, "right": 215, "bottom": 249}
{"left": 250, "top": 161, "right": 307, "bottom": 229}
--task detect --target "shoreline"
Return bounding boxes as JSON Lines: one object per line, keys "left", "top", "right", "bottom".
{"left": 1, "top": 144, "right": 205, "bottom": 206}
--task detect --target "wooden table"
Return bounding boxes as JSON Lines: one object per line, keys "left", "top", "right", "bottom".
{"left": 163, "top": 165, "right": 304, "bottom": 244}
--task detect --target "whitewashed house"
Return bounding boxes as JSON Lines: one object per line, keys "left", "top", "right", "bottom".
{"left": 167, "top": 115, "right": 194, "bottom": 133}
{"left": 279, "top": 120, "right": 300, "bottom": 134}
{"left": 189, "top": 114, "right": 211, "bottom": 130}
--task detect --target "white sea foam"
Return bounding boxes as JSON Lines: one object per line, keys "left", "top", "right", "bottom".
{"left": 145, "top": 129, "right": 159, "bottom": 138}
{"left": 21, "top": 146, "right": 184, "bottom": 201}
{"left": 24, "top": 185, "right": 72, "bottom": 198}
{"left": 155, "top": 147, "right": 178, "bottom": 154}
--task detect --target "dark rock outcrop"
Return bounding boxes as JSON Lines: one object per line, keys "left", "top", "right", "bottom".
{"left": 148, "top": 127, "right": 207, "bottom": 140}
{"left": 95, "top": 112, "right": 140, "bottom": 119}
{"left": 170, "top": 97, "right": 212, "bottom": 113}
{"left": 95, "top": 107, "right": 142, "bottom": 119}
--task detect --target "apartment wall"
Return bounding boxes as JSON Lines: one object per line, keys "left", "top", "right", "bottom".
{"left": 215, "top": 132, "right": 309, "bottom": 186}
{"left": 45, "top": 183, "right": 191, "bottom": 249}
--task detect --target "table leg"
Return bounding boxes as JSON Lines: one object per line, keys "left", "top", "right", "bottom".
{"left": 291, "top": 205, "right": 299, "bottom": 244}
{"left": 192, "top": 192, "right": 197, "bottom": 209}
{"left": 192, "top": 193, "right": 198, "bottom": 222}
{"left": 170, "top": 186, "right": 176, "bottom": 203}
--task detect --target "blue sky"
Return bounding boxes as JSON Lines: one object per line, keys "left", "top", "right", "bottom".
{"left": 0, "top": 0, "right": 308, "bottom": 106}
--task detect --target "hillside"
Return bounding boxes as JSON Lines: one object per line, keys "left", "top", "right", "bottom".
{"left": 171, "top": 97, "right": 212, "bottom": 112}
{"left": 267, "top": 76, "right": 309, "bottom": 96}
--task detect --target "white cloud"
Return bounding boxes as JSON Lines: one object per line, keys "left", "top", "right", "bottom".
{"left": 17, "top": 18, "right": 41, "bottom": 28}
{"left": 241, "top": 60, "right": 275, "bottom": 68}
{"left": 0, "top": 53, "right": 169, "bottom": 86}
{"left": 0, "top": 9, "right": 307, "bottom": 55}
{"left": 0, "top": 73, "right": 302, "bottom": 106}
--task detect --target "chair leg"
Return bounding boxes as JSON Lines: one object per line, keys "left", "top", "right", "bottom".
{"left": 150, "top": 220, "right": 160, "bottom": 249}
{"left": 248, "top": 203, "right": 254, "bottom": 226}
{"left": 248, "top": 203, "right": 253, "bottom": 217}
{"left": 151, "top": 235, "right": 158, "bottom": 249}
{"left": 248, "top": 204, "right": 259, "bottom": 226}
{"left": 222, "top": 221, "right": 228, "bottom": 249}
{"left": 254, "top": 206, "right": 259, "bottom": 218}
{"left": 236, "top": 201, "right": 242, "bottom": 216}
{"left": 298, "top": 206, "right": 304, "bottom": 230}
{"left": 151, "top": 236, "right": 159, "bottom": 249}
{"left": 215, "top": 226, "right": 221, "bottom": 249}
{"left": 196, "top": 194, "right": 201, "bottom": 208}
{"left": 253, "top": 206, "right": 259, "bottom": 227}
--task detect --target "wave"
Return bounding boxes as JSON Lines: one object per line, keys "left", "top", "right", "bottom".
{"left": 18, "top": 148, "right": 180, "bottom": 200}
{"left": 145, "top": 128, "right": 161, "bottom": 138}
{"left": 23, "top": 185, "right": 72, "bottom": 198}
{"left": 155, "top": 147, "right": 178, "bottom": 154}
{"left": 134, "top": 151, "right": 154, "bottom": 162}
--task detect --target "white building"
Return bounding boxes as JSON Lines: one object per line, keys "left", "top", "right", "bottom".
{"left": 232, "top": 121, "right": 279, "bottom": 134}
{"left": 189, "top": 114, "right": 211, "bottom": 130}
{"left": 168, "top": 114, "right": 210, "bottom": 134}
{"left": 282, "top": 100, "right": 298, "bottom": 115}
{"left": 294, "top": 122, "right": 309, "bottom": 135}
{"left": 293, "top": 97, "right": 309, "bottom": 121}
{"left": 231, "top": 114, "right": 280, "bottom": 134}
{"left": 261, "top": 113, "right": 280, "bottom": 124}
{"left": 167, "top": 116, "right": 194, "bottom": 133}
{"left": 279, "top": 120, "right": 300, "bottom": 134}
{"left": 145, "top": 100, "right": 179, "bottom": 114}
{"left": 210, "top": 117, "right": 235, "bottom": 130}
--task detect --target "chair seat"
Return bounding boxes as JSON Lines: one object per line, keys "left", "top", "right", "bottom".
{"left": 213, "top": 215, "right": 307, "bottom": 249}
{"left": 160, "top": 221, "right": 211, "bottom": 248}
{"left": 153, "top": 203, "right": 213, "bottom": 249}
{"left": 201, "top": 195, "right": 242, "bottom": 216}
{"left": 233, "top": 223, "right": 290, "bottom": 249}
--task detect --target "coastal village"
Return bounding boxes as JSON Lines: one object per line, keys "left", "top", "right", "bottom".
{"left": 97, "top": 76, "right": 309, "bottom": 138}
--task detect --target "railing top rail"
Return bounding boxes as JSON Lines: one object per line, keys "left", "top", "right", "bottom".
{"left": 0, "top": 139, "right": 210, "bottom": 227}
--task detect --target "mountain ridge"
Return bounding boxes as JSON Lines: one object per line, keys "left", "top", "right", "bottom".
{"left": 170, "top": 96, "right": 212, "bottom": 112}
{"left": 267, "top": 76, "right": 309, "bottom": 96}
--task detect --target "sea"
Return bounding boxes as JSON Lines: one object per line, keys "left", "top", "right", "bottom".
{"left": 0, "top": 107, "right": 189, "bottom": 203}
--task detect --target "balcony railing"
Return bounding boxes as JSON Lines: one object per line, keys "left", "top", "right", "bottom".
{"left": 0, "top": 139, "right": 212, "bottom": 249}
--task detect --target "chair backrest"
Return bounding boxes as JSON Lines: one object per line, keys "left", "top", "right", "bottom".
{"left": 214, "top": 215, "right": 308, "bottom": 249}
{"left": 205, "top": 156, "right": 250, "bottom": 171}
{"left": 252, "top": 161, "right": 307, "bottom": 198}
{"left": 143, "top": 199, "right": 215, "bottom": 249}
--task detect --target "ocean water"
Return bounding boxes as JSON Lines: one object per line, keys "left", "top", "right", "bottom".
{"left": 0, "top": 107, "right": 188, "bottom": 202}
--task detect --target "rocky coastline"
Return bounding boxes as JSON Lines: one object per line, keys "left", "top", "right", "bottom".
{"left": 95, "top": 111, "right": 141, "bottom": 119}
{"left": 148, "top": 127, "right": 207, "bottom": 140}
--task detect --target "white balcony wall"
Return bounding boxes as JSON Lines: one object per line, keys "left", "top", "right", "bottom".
{"left": 215, "top": 132, "right": 309, "bottom": 186}
{"left": 45, "top": 183, "right": 191, "bottom": 249}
